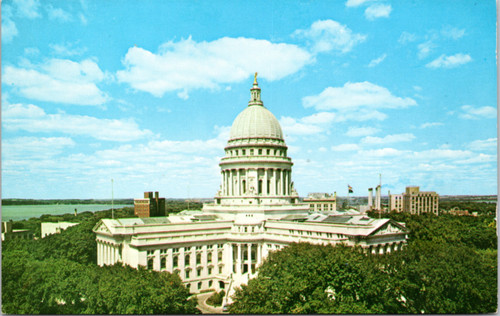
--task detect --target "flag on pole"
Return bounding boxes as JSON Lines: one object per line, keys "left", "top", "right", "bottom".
{"left": 348, "top": 185, "right": 353, "bottom": 193}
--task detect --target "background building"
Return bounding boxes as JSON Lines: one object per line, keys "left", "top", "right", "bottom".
{"left": 2, "top": 221, "right": 33, "bottom": 241}
{"left": 134, "top": 191, "right": 166, "bottom": 217}
{"left": 303, "top": 193, "right": 337, "bottom": 212}
{"left": 389, "top": 186, "right": 439, "bottom": 215}
{"left": 41, "top": 222, "right": 79, "bottom": 238}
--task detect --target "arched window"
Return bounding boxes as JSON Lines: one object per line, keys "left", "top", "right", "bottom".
{"left": 207, "top": 253, "right": 212, "bottom": 263}
{"left": 147, "top": 258, "right": 154, "bottom": 270}
{"left": 173, "top": 256, "right": 178, "bottom": 268}
{"left": 196, "top": 253, "right": 202, "bottom": 265}
{"left": 185, "top": 254, "right": 190, "bottom": 267}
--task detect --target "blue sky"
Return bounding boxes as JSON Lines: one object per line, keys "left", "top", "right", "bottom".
{"left": 2, "top": 0, "right": 497, "bottom": 199}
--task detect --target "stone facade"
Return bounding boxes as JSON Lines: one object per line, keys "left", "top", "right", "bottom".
{"left": 389, "top": 186, "right": 439, "bottom": 215}
{"left": 93, "top": 76, "right": 409, "bottom": 302}
{"left": 303, "top": 193, "right": 337, "bottom": 212}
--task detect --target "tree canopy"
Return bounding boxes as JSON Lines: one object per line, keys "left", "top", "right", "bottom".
{"left": 2, "top": 207, "right": 199, "bottom": 314}
{"left": 229, "top": 212, "right": 497, "bottom": 314}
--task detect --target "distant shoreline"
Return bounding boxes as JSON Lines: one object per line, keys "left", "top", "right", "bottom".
{"left": 2, "top": 199, "right": 134, "bottom": 206}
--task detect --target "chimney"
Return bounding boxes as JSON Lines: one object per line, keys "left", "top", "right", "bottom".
{"left": 375, "top": 185, "right": 381, "bottom": 210}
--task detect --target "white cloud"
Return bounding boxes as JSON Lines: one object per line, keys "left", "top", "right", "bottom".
{"left": 368, "top": 53, "right": 387, "bottom": 67}
{"left": 3, "top": 103, "right": 153, "bottom": 142}
{"left": 441, "top": 26, "right": 465, "bottom": 39}
{"left": 345, "top": 0, "right": 375, "bottom": 7}
{"left": 303, "top": 81, "right": 417, "bottom": 111}
{"left": 420, "top": 122, "right": 443, "bottom": 129}
{"left": 293, "top": 19, "right": 366, "bottom": 54}
{"left": 3, "top": 58, "right": 110, "bottom": 105}
{"left": 280, "top": 116, "right": 324, "bottom": 136}
{"left": 300, "top": 112, "right": 337, "bottom": 124}
{"left": 346, "top": 126, "right": 379, "bottom": 137}
{"left": 426, "top": 53, "right": 472, "bottom": 68}
{"left": 116, "top": 37, "right": 313, "bottom": 98}
{"left": 79, "top": 13, "right": 88, "bottom": 25}
{"left": 15, "top": 0, "right": 41, "bottom": 19}
{"left": 459, "top": 105, "right": 496, "bottom": 119}
{"left": 49, "top": 42, "right": 87, "bottom": 56}
{"left": 365, "top": 4, "right": 392, "bottom": 20}
{"left": 468, "top": 138, "right": 497, "bottom": 151}
{"left": 361, "top": 133, "right": 415, "bottom": 145}
{"left": 417, "top": 40, "right": 435, "bottom": 59}
{"left": 331, "top": 143, "right": 360, "bottom": 151}
{"left": 1, "top": 5, "right": 19, "bottom": 43}
{"left": 3, "top": 136, "right": 75, "bottom": 160}
{"left": 360, "top": 147, "right": 407, "bottom": 157}
{"left": 398, "top": 31, "right": 417, "bottom": 44}
{"left": 46, "top": 5, "right": 72, "bottom": 22}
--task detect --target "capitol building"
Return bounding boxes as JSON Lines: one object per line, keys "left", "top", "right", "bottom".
{"left": 93, "top": 76, "right": 409, "bottom": 301}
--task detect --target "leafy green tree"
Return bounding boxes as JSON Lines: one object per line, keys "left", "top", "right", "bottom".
{"left": 81, "top": 264, "right": 199, "bottom": 314}
{"left": 229, "top": 243, "right": 399, "bottom": 314}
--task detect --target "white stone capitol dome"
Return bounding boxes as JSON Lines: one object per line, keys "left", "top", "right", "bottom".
{"left": 228, "top": 75, "right": 283, "bottom": 141}
{"left": 229, "top": 104, "right": 283, "bottom": 141}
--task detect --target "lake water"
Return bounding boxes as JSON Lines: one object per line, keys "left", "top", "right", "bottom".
{"left": 1, "top": 204, "right": 133, "bottom": 222}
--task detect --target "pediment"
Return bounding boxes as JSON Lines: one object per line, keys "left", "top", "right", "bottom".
{"left": 371, "top": 221, "right": 407, "bottom": 236}
{"left": 93, "top": 220, "right": 112, "bottom": 235}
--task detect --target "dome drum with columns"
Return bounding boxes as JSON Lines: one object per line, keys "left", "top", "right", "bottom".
{"left": 203, "top": 74, "right": 308, "bottom": 216}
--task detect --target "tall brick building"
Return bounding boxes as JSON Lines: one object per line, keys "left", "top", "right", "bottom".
{"left": 134, "top": 191, "right": 166, "bottom": 217}
{"left": 389, "top": 186, "right": 439, "bottom": 215}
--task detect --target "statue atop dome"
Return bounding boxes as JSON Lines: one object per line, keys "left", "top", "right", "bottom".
{"left": 250, "top": 72, "right": 262, "bottom": 106}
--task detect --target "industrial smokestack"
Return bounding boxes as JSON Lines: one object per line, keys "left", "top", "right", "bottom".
{"left": 375, "top": 185, "right": 381, "bottom": 210}
{"left": 368, "top": 188, "right": 373, "bottom": 208}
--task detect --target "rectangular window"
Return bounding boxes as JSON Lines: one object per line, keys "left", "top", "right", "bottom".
{"left": 258, "top": 149, "right": 262, "bottom": 155}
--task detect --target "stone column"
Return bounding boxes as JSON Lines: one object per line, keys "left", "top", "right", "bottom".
{"left": 224, "top": 170, "right": 228, "bottom": 195}
{"left": 226, "top": 243, "right": 232, "bottom": 274}
{"left": 190, "top": 246, "right": 196, "bottom": 269}
{"left": 167, "top": 248, "right": 173, "bottom": 272}
{"left": 247, "top": 243, "right": 252, "bottom": 274}
{"left": 257, "top": 243, "right": 262, "bottom": 265}
{"left": 263, "top": 168, "right": 268, "bottom": 196}
{"left": 180, "top": 247, "right": 185, "bottom": 271}
{"left": 285, "top": 170, "right": 289, "bottom": 195}
{"left": 237, "top": 169, "right": 241, "bottom": 196}
{"left": 236, "top": 244, "right": 242, "bottom": 275}
{"left": 97, "top": 242, "right": 101, "bottom": 266}
{"left": 229, "top": 169, "right": 233, "bottom": 196}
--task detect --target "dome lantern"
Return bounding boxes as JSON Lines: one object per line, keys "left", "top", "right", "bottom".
{"left": 249, "top": 72, "right": 263, "bottom": 106}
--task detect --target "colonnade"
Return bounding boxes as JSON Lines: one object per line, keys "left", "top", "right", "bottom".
{"left": 221, "top": 168, "right": 292, "bottom": 197}
{"left": 367, "top": 242, "right": 404, "bottom": 255}
{"left": 231, "top": 242, "right": 265, "bottom": 275}
{"left": 97, "top": 240, "right": 121, "bottom": 266}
